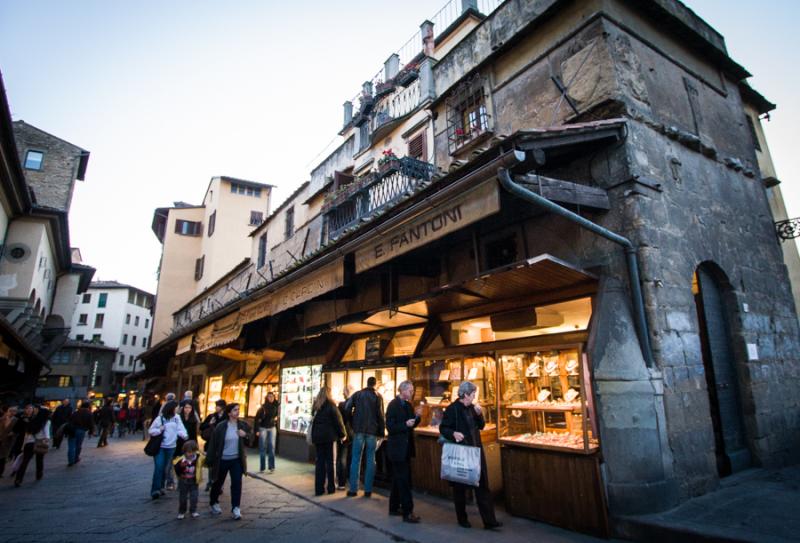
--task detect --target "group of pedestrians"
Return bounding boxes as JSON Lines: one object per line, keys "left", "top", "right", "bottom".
{"left": 308, "top": 377, "right": 501, "bottom": 530}
{"left": 148, "top": 392, "right": 251, "bottom": 521}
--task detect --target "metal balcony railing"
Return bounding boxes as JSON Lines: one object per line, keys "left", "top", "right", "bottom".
{"left": 323, "top": 156, "right": 436, "bottom": 241}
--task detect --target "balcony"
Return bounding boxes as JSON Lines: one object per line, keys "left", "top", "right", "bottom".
{"left": 370, "top": 78, "right": 421, "bottom": 142}
{"left": 323, "top": 156, "right": 436, "bottom": 242}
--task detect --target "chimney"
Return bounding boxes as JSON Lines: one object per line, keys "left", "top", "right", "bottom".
{"left": 362, "top": 81, "right": 374, "bottom": 97}
{"left": 421, "top": 20, "right": 434, "bottom": 58}
{"left": 343, "top": 101, "right": 353, "bottom": 126}
{"left": 384, "top": 54, "right": 400, "bottom": 81}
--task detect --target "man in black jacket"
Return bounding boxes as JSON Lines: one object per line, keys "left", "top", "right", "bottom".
{"left": 50, "top": 399, "right": 72, "bottom": 449}
{"left": 96, "top": 398, "right": 114, "bottom": 447}
{"left": 385, "top": 380, "right": 421, "bottom": 523}
{"left": 255, "top": 392, "right": 279, "bottom": 473}
{"left": 344, "top": 377, "right": 385, "bottom": 497}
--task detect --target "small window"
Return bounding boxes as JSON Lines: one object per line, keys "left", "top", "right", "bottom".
{"left": 230, "top": 183, "right": 238, "bottom": 193}
{"left": 129, "top": 359, "right": 134, "bottom": 367}
{"left": 175, "top": 220, "right": 202, "bottom": 236}
{"left": 98, "top": 293, "right": 108, "bottom": 307}
{"left": 78, "top": 314, "right": 88, "bottom": 326}
{"left": 128, "top": 291, "right": 135, "bottom": 304}
{"left": 92, "top": 333, "right": 101, "bottom": 342}
{"left": 132, "top": 335, "right": 137, "bottom": 346}
{"left": 119, "top": 353, "right": 124, "bottom": 364}
{"left": 446, "top": 76, "right": 491, "bottom": 154}
{"left": 208, "top": 211, "right": 216, "bottom": 237}
{"left": 407, "top": 131, "right": 426, "bottom": 161}
{"left": 58, "top": 376, "right": 71, "bottom": 387}
{"left": 122, "top": 334, "right": 127, "bottom": 345}
{"left": 126, "top": 314, "right": 131, "bottom": 324}
{"left": 129, "top": 355, "right": 134, "bottom": 364}
{"left": 24, "top": 150, "right": 44, "bottom": 170}
{"left": 284, "top": 207, "right": 295, "bottom": 240}
{"left": 82, "top": 293, "right": 91, "bottom": 304}
{"left": 250, "top": 211, "right": 263, "bottom": 226}
{"left": 135, "top": 316, "right": 140, "bottom": 326}
{"left": 194, "top": 255, "right": 205, "bottom": 281}
{"left": 359, "top": 123, "right": 370, "bottom": 152}
{"left": 142, "top": 336, "right": 147, "bottom": 347}
{"left": 145, "top": 318, "right": 150, "bottom": 329}
{"left": 257, "top": 233, "right": 267, "bottom": 269}
{"left": 94, "top": 314, "right": 104, "bottom": 328}
{"left": 254, "top": 188, "right": 262, "bottom": 198}
{"left": 76, "top": 334, "right": 84, "bottom": 341}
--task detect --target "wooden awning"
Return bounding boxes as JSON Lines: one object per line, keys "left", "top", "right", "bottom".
{"left": 176, "top": 334, "right": 194, "bottom": 355}
{"left": 195, "top": 312, "right": 243, "bottom": 353}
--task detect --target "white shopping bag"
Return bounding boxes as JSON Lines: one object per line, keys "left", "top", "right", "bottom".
{"left": 440, "top": 442, "right": 481, "bottom": 487}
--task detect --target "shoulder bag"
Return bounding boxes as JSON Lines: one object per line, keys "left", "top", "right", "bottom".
{"left": 144, "top": 416, "right": 165, "bottom": 456}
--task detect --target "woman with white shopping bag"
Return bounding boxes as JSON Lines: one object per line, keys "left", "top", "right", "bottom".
{"left": 439, "top": 381, "right": 501, "bottom": 530}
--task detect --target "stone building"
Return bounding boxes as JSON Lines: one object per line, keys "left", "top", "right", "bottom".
{"left": 37, "top": 339, "right": 117, "bottom": 406}
{"left": 141, "top": 0, "right": 800, "bottom": 536}
{"left": 0, "top": 72, "right": 95, "bottom": 403}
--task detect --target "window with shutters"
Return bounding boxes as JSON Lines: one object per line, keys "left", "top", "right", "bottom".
{"left": 284, "top": 207, "right": 295, "bottom": 240}
{"left": 194, "top": 255, "right": 205, "bottom": 281}
{"left": 175, "top": 219, "right": 202, "bottom": 236}
{"left": 208, "top": 211, "right": 216, "bottom": 237}
{"left": 257, "top": 233, "right": 268, "bottom": 269}
{"left": 407, "top": 131, "right": 426, "bottom": 161}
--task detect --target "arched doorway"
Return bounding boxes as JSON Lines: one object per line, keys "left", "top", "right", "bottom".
{"left": 692, "top": 263, "right": 751, "bottom": 476}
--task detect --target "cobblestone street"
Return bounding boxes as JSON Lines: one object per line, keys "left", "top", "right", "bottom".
{"left": 0, "top": 436, "right": 397, "bottom": 543}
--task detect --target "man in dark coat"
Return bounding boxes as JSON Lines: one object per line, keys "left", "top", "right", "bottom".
{"left": 50, "top": 399, "right": 72, "bottom": 449}
{"left": 344, "top": 377, "right": 385, "bottom": 497}
{"left": 385, "top": 380, "right": 421, "bottom": 523}
{"left": 96, "top": 398, "right": 114, "bottom": 447}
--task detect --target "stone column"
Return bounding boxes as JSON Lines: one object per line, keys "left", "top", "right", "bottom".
{"left": 419, "top": 57, "right": 436, "bottom": 102}
{"left": 343, "top": 101, "right": 353, "bottom": 126}
{"left": 420, "top": 20, "right": 434, "bottom": 58}
{"left": 384, "top": 54, "right": 400, "bottom": 81}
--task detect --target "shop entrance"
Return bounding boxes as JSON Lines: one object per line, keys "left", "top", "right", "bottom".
{"left": 693, "top": 263, "right": 751, "bottom": 477}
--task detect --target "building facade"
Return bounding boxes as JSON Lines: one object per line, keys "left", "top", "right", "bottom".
{"left": 37, "top": 340, "right": 116, "bottom": 406}
{"left": 69, "top": 281, "right": 154, "bottom": 377}
{"left": 141, "top": 0, "right": 800, "bottom": 537}
{"left": 150, "top": 176, "right": 272, "bottom": 345}
{"left": 0, "top": 72, "right": 95, "bottom": 403}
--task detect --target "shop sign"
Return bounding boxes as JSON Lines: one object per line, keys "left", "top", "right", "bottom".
{"left": 240, "top": 259, "right": 345, "bottom": 324}
{"left": 355, "top": 181, "right": 501, "bottom": 273}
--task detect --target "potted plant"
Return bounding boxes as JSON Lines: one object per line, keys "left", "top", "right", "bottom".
{"left": 395, "top": 62, "right": 419, "bottom": 87}
{"left": 375, "top": 80, "right": 395, "bottom": 98}
{"left": 378, "top": 148, "right": 401, "bottom": 177}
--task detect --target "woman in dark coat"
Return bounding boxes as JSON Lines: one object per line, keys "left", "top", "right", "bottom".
{"left": 207, "top": 403, "right": 250, "bottom": 520}
{"left": 175, "top": 402, "right": 199, "bottom": 453}
{"left": 439, "top": 381, "right": 501, "bottom": 530}
{"left": 310, "top": 387, "right": 345, "bottom": 496}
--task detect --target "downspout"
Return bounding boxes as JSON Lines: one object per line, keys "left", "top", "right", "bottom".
{"left": 497, "top": 168, "right": 655, "bottom": 367}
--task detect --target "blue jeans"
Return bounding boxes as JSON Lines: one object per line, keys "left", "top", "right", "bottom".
{"left": 349, "top": 433, "right": 377, "bottom": 493}
{"left": 67, "top": 428, "right": 86, "bottom": 465}
{"left": 151, "top": 447, "right": 176, "bottom": 496}
{"left": 259, "top": 427, "right": 276, "bottom": 471}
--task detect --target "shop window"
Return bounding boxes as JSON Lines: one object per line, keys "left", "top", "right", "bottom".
{"left": 362, "top": 367, "right": 406, "bottom": 402}
{"left": 449, "top": 297, "right": 592, "bottom": 345}
{"left": 24, "top": 150, "right": 44, "bottom": 170}
{"left": 279, "top": 365, "right": 322, "bottom": 434}
{"left": 446, "top": 75, "right": 491, "bottom": 154}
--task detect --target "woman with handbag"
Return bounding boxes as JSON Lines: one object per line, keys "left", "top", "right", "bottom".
{"left": 439, "top": 381, "right": 501, "bottom": 530}
{"left": 310, "top": 387, "right": 345, "bottom": 496}
{"left": 148, "top": 401, "right": 188, "bottom": 499}
{"left": 13, "top": 404, "right": 51, "bottom": 488}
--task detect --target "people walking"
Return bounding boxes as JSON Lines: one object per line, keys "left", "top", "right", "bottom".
{"left": 67, "top": 401, "right": 95, "bottom": 466}
{"left": 50, "top": 399, "right": 72, "bottom": 449}
{"left": 439, "top": 381, "right": 501, "bottom": 530}
{"left": 175, "top": 402, "right": 199, "bottom": 454}
{"left": 0, "top": 405, "right": 18, "bottom": 477}
{"left": 207, "top": 403, "right": 250, "bottom": 520}
{"left": 116, "top": 404, "right": 128, "bottom": 438}
{"left": 385, "top": 381, "right": 421, "bottom": 523}
{"left": 255, "top": 392, "right": 279, "bottom": 473}
{"left": 13, "top": 404, "right": 51, "bottom": 487}
{"left": 148, "top": 401, "right": 188, "bottom": 499}
{"left": 96, "top": 398, "right": 114, "bottom": 447}
{"left": 336, "top": 385, "right": 355, "bottom": 490}
{"left": 345, "top": 376, "right": 385, "bottom": 497}
{"left": 311, "top": 387, "right": 346, "bottom": 496}
{"left": 200, "top": 399, "right": 226, "bottom": 491}
{"left": 173, "top": 440, "right": 204, "bottom": 519}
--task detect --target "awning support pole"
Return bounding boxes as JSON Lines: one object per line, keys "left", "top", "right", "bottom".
{"left": 497, "top": 168, "right": 655, "bottom": 367}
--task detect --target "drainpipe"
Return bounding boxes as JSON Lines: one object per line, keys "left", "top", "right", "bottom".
{"left": 497, "top": 168, "right": 655, "bottom": 367}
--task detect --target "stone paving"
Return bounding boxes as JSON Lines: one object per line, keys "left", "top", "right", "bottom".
{"left": 0, "top": 435, "right": 396, "bottom": 543}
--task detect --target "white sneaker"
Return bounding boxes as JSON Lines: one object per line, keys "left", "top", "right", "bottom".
{"left": 176, "top": 513, "right": 185, "bottom": 520}
{"left": 191, "top": 512, "right": 200, "bottom": 519}
{"left": 210, "top": 504, "right": 222, "bottom": 515}
{"left": 232, "top": 507, "right": 241, "bottom": 520}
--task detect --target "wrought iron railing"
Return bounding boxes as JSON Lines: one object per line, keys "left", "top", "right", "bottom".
{"left": 776, "top": 218, "right": 800, "bottom": 241}
{"left": 323, "top": 156, "right": 436, "bottom": 241}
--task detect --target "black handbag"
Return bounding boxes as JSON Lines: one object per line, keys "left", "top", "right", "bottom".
{"left": 144, "top": 417, "right": 164, "bottom": 456}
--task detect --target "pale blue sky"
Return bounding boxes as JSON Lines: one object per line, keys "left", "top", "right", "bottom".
{"left": 0, "top": 0, "right": 797, "bottom": 294}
